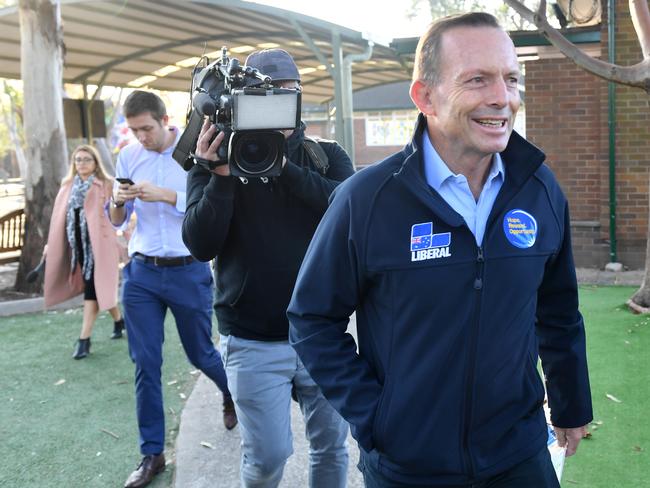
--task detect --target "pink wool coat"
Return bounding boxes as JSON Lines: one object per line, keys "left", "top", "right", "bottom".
{"left": 43, "top": 177, "right": 120, "bottom": 310}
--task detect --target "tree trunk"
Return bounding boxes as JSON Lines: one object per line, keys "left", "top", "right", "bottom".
{"left": 16, "top": 0, "right": 67, "bottom": 293}
{"left": 629, "top": 175, "right": 650, "bottom": 311}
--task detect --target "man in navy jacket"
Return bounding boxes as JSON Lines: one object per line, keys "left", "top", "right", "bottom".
{"left": 288, "top": 12, "right": 592, "bottom": 487}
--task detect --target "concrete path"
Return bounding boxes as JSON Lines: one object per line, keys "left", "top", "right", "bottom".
{"left": 575, "top": 267, "right": 644, "bottom": 286}
{"left": 0, "top": 294, "right": 82, "bottom": 316}
{"left": 174, "top": 373, "right": 364, "bottom": 488}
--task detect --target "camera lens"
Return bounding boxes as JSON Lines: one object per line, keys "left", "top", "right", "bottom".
{"left": 240, "top": 140, "right": 270, "bottom": 165}
{"left": 232, "top": 132, "right": 281, "bottom": 175}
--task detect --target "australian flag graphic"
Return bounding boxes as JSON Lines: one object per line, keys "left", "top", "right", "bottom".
{"left": 410, "top": 222, "right": 451, "bottom": 251}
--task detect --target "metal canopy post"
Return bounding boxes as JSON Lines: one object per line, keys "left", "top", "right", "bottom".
{"left": 289, "top": 18, "right": 333, "bottom": 71}
{"left": 342, "top": 42, "right": 373, "bottom": 165}
{"left": 330, "top": 30, "right": 346, "bottom": 152}
{"left": 81, "top": 82, "right": 92, "bottom": 143}
{"left": 288, "top": 17, "right": 346, "bottom": 148}
{"left": 325, "top": 100, "right": 334, "bottom": 138}
{"left": 607, "top": 0, "right": 617, "bottom": 263}
{"left": 80, "top": 70, "right": 109, "bottom": 143}
{"left": 291, "top": 14, "right": 373, "bottom": 163}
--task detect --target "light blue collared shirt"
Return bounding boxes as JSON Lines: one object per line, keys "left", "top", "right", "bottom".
{"left": 110, "top": 128, "right": 190, "bottom": 257}
{"left": 422, "top": 131, "right": 505, "bottom": 246}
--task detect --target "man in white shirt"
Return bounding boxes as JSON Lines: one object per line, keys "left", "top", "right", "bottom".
{"left": 108, "top": 90, "right": 236, "bottom": 488}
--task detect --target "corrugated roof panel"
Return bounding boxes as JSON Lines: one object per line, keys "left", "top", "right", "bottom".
{"left": 0, "top": 0, "right": 411, "bottom": 104}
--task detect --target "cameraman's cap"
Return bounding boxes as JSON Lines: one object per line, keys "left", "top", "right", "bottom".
{"left": 245, "top": 48, "right": 300, "bottom": 83}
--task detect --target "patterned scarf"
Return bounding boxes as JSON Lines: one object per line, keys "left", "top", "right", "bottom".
{"left": 65, "top": 174, "right": 95, "bottom": 280}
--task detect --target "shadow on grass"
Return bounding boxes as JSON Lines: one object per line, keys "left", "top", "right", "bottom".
{"left": 0, "top": 308, "right": 212, "bottom": 488}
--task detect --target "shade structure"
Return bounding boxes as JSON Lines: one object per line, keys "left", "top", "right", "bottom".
{"left": 0, "top": 0, "right": 413, "bottom": 104}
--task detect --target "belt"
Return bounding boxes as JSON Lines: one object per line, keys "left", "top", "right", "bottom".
{"left": 133, "top": 253, "right": 194, "bottom": 267}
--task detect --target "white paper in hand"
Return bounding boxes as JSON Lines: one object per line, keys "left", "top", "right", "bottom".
{"left": 547, "top": 424, "right": 566, "bottom": 482}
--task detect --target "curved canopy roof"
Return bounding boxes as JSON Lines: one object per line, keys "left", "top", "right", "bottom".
{"left": 0, "top": 0, "right": 413, "bottom": 104}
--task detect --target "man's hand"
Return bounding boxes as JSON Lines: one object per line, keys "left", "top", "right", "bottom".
{"left": 109, "top": 182, "right": 136, "bottom": 225}
{"left": 553, "top": 425, "right": 588, "bottom": 456}
{"left": 133, "top": 181, "right": 176, "bottom": 205}
{"left": 196, "top": 118, "right": 229, "bottom": 176}
{"left": 113, "top": 182, "right": 139, "bottom": 206}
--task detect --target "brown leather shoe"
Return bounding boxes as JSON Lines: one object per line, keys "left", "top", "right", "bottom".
{"left": 124, "top": 453, "right": 165, "bottom": 488}
{"left": 223, "top": 395, "right": 238, "bottom": 430}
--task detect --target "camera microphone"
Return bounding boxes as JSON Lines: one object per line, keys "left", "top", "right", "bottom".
{"left": 193, "top": 92, "right": 217, "bottom": 116}
{"left": 227, "top": 58, "right": 241, "bottom": 76}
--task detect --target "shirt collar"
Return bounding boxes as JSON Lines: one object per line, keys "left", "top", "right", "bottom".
{"left": 422, "top": 130, "right": 505, "bottom": 191}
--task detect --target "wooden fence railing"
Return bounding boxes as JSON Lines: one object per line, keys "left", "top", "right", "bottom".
{"left": 0, "top": 208, "right": 25, "bottom": 264}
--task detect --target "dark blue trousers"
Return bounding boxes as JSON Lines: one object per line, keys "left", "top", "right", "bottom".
{"left": 359, "top": 447, "right": 560, "bottom": 488}
{"left": 122, "top": 258, "right": 230, "bottom": 455}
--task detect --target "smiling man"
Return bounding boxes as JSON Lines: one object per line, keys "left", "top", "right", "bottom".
{"left": 288, "top": 12, "right": 593, "bottom": 488}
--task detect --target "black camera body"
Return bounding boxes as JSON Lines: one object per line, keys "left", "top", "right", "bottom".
{"left": 173, "top": 47, "right": 302, "bottom": 178}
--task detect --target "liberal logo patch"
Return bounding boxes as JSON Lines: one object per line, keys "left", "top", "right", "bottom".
{"left": 503, "top": 209, "right": 538, "bottom": 249}
{"left": 410, "top": 222, "right": 451, "bottom": 261}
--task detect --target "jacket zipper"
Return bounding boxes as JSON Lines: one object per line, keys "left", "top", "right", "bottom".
{"left": 462, "top": 244, "right": 484, "bottom": 478}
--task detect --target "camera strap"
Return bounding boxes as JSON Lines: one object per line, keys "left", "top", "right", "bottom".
{"left": 303, "top": 136, "right": 330, "bottom": 176}
{"left": 173, "top": 109, "right": 204, "bottom": 171}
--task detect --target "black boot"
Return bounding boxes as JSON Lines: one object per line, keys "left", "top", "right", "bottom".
{"left": 72, "top": 338, "right": 91, "bottom": 360}
{"left": 111, "top": 318, "right": 125, "bottom": 339}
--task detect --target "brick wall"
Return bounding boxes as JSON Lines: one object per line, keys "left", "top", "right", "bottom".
{"left": 352, "top": 119, "right": 404, "bottom": 167}
{"left": 525, "top": 1, "right": 649, "bottom": 269}
{"left": 305, "top": 119, "right": 404, "bottom": 168}
{"left": 525, "top": 58, "right": 612, "bottom": 267}
{"left": 304, "top": 119, "right": 328, "bottom": 139}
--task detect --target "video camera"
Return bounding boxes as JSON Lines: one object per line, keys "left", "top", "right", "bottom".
{"left": 173, "top": 47, "right": 302, "bottom": 178}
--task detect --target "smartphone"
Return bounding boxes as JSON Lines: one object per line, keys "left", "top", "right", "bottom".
{"left": 116, "top": 177, "right": 135, "bottom": 185}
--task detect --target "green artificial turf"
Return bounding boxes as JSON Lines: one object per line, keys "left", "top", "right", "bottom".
{"left": 0, "top": 308, "right": 203, "bottom": 488}
{"left": 0, "top": 286, "right": 648, "bottom": 487}
{"left": 561, "top": 286, "right": 650, "bottom": 487}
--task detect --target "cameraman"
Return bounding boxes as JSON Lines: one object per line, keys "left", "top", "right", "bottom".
{"left": 183, "top": 49, "right": 354, "bottom": 487}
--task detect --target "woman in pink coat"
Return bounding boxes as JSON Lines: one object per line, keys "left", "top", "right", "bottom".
{"left": 44, "top": 145, "right": 124, "bottom": 359}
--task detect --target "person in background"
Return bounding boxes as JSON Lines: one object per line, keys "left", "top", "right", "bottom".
{"left": 108, "top": 90, "right": 235, "bottom": 488}
{"left": 44, "top": 144, "right": 124, "bottom": 360}
{"left": 288, "top": 13, "right": 592, "bottom": 488}
{"left": 183, "top": 49, "right": 354, "bottom": 488}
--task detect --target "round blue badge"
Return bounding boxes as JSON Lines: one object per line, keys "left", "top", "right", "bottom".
{"left": 503, "top": 209, "right": 537, "bottom": 249}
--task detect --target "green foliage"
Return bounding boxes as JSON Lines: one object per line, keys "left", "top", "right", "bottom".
{"left": 0, "top": 308, "right": 205, "bottom": 488}
{"left": 408, "top": 0, "right": 483, "bottom": 20}
{"left": 0, "top": 115, "right": 10, "bottom": 156}
{"left": 0, "top": 79, "right": 24, "bottom": 160}
{"left": 408, "top": 0, "right": 534, "bottom": 30}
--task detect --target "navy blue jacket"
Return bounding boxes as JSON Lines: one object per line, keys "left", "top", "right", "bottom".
{"left": 288, "top": 116, "right": 592, "bottom": 484}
